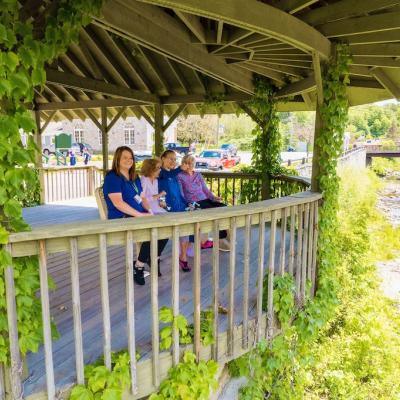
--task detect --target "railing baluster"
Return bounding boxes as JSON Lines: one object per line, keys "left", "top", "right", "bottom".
{"left": 242, "top": 214, "right": 251, "bottom": 349}
{"left": 224, "top": 178, "right": 228, "bottom": 204}
{"left": 232, "top": 178, "right": 236, "bottom": 205}
{"left": 211, "top": 220, "right": 219, "bottom": 361}
{"left": 311, "top": 201, "right": 319, "bottom": 296}
{"left": 267, "top": 211, "right": 277, "bottom": 340}
{"left": 171, "top": 226, "right": 180, "bottom": 366}
{"left": 307, "top": 202, "right": 315, "bottom": 285}
{"left": 217, "top": 178, "right": 221, "bottom": 197}
{"left": 4, "top": 245, "right": 23, "bottom": 400}
{"left": 256, "top": 212, "right": 265, "bottom": 341}
{"left": 288, "top": 206, "right": 296, "bottom": 275}
{"left": 193, "top": 222, "right": 201, "bottom": 361}
{"left": 0, "top": 363, "right": 5, "bottom": 400}
{"left": 99, "top": 233, "right": 112, "bottom": 370}
{"left": 279, "top": 208, "right": 287, "bottom": 275}
{"left": 301, "top": 204, "right": 310, "bottom": 302}
{"left": 69, "top": 238, "right": 84, "bottom": 385}
{"left": 150, "top": 228, "right": 160, "bottom": 387}
{"left": 240, "top": 179, "right": 244, "bottom": 205}
{"left": 228, "top": 217, "right": 237, "bottom": 356}
{"left": 38, "top": 240, "right": 56, "bottom": 399}
{"left": 125, "top": 231, "right": 137, "bottom": 394}
{"left": 295, "top": 205, "right": 303, "bottom": 298}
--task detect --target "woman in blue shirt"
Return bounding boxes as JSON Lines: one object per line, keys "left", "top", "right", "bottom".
{"left": 103, "top": 146, "right": 168, "bottom": 285}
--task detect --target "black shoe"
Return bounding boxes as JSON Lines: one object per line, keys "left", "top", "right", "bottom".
{"left": 133, "top": 262, "right": 145, "bottom": 285}
{"left": 157, "top": 259, "right": 162, "bottom": 277}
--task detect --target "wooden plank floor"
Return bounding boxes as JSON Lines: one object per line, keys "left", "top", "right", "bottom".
{"left": 21, "top": 198, "right": 290, "bottom": 396}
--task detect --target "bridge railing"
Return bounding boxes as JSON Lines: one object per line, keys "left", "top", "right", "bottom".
{"left": 4, "top": 191, "right": 321, "bottom": 399}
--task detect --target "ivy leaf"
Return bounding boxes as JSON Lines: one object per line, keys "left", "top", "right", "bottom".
{"left": 70, "top": 385, "right": 94, "bottom": 400}
{"left": 4, "top": 199, "right": 21, "bottom": 218}
{"left": 87, "top": 366, "right": 110, "bottom": 393}
{"left": 31, "top": 68, "right": 46, "bottom": 87}
{"left": 101, "top": 388, "right": 122, "bottom": 400}
{"left": 0, "top": 24, "right": 7, "bottom": 43}
{"left": 0, "top": 226, "right": 9, "bottom": 244}
{"left": 4, "top": 51, "right": 19, "bottom": 72}
{"left": 16, "top": 111, "right": 36, "bottom": 133}
{"left": 160, "top": 326, "right": 172, "bottom": 340}
{"left": 159, "top": 306, "right": 173, "bottom": 323}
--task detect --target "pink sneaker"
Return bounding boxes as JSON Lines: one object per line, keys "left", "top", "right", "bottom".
{"left": 179, "top": 259, "right": 191, "bottom": 272}
{"left": 201, "top": 240, "right": 213, "bottom": 249}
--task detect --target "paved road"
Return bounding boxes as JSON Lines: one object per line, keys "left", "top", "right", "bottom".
{"left": 238, "top": 151, "right": 311, "bottom": 165}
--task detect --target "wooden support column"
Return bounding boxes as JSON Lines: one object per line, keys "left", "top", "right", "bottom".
{"left": 154, "top": 104, "right": 164, "bottom": 156}
{"left": 101, "top": 108, "right": 109, "bottom": 174}
{"left": 311, "top": 52, "right": 325, "bottom": 193}
{"left": 34, "top": 111, "right": 56, "bottom": 204}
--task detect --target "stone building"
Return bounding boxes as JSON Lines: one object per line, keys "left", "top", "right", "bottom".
{"left": 42, "top": 116, "right": 176, "bottom": 154}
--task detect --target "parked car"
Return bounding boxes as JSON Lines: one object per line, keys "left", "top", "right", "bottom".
{"left": 220, "top": 143, "right": 237, "bottom": 156}
{"left": 195, "top": 149, "right": 240, "bottom": 171}
{"left": 71, "top": 142, "right": 93, "bottom": 156}
{"left": 164, "top": 142, "right": 190, "bottom": 155}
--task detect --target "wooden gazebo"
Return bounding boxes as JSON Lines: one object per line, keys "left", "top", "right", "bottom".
{"left": 3, "top": 1, "right": 399, "bottom": 399}
{"left": 34, "top": 0, "right": 400, "bottom": 168}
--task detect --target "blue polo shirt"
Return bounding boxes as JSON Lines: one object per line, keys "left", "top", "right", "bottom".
{"left": 103, "top": 171, "right": 147, "bottom": 219}
{"left": 158, "top": 166, "right": 187, "bottom": 212}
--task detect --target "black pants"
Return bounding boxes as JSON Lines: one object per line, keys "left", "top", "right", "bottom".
{"left": 197, "top": 199, "right": 228, "bottom": 239}
{"left": 138, "top": 239, "right": 168, "bottom": 264}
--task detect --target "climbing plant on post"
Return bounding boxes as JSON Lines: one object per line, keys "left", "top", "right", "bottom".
{"left": 0, "top": 0, "right": 103, "bottom": 389}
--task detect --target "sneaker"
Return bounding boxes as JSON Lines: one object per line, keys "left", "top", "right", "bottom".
{"left": 186, "top": 244, "right": 194, "bottom": 258}
{"left": 133, "top": 262, "right": 145, "bottom": 285}
{"left": 179, "top": 259, "right": 191, "bottom": 272}
{"left": 219, "top": 239, "right": 231, "bottom": 252}
{"left": 201, "top": 240, "right": 213, "bottom": 250}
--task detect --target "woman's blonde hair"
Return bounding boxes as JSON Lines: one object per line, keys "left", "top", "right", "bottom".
{"left": 141, "top": 157, "right": 161, "bottom": 177}
{"left": 181, "top": 154, "right": 196, "bottom": 165}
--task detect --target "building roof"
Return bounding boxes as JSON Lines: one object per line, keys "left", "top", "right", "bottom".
{"left": 35, "top": 0, "right": 400, "bottom": 121}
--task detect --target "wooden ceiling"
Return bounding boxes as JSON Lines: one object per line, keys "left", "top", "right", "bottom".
{"left": 34, "top": 0, "right": 400, "bottom": 121}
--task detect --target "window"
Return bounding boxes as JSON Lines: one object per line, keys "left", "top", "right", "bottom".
{"left": 74, "top": 127, "right": 84, "bottom": 143}
{"left": 124, "top": 126, "right": 135, "bottom": 145}
{"left": 98, "top": 129, "right": 102, "bottom": 145}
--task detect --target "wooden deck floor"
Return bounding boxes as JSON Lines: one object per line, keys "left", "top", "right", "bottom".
{"left": 22, "top": 198, "right": 289, "bottom": 396}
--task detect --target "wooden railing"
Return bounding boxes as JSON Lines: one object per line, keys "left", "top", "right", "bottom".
{"left": 40, "top": 166, "right": 103, "bottom": 203}
{"left": 4, "top": 191, "right": 321, "bottom": 399}
{"left": 203, "top": 171, "right": 310, "bottom": 205}
{"left": 39, "top": 167, "right": 310, "bottom": 205}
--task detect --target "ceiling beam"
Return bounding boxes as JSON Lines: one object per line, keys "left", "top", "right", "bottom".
{"left": 370, "top": 67, "right": 400, "bottom": 99}
{"left": 350, "top": 43, "right": 400, "bottom": 57}
{"left": 96, "top": 0, "right": 254, "bottom": 94}
{"left": 352, "top": 56, "right": 400, "bottom": 68}
{"left": 345, "top": 29, "right": 400, "bottom": 45}
{"left": 175, "top": 10, "right": 206, "bottom": 43}
{"left": 274, "top": 0, "right": 319, "bottom": 14}
{"left": 238, "top": 63, "right": 286, "bottom": 84}
{"left": 319, "top": 12, "right": 400, "bottom": 38}
{"left": 276, "top": 75, "right": 315, "bottom": 98}
{"left": 161, "top": 93, "right": 252, "bottom": 105}
{"left": 45, "top": 69, "right": 159, "bottom": 103}
{"left": 302, "top": 0, "right": 400, "bottom": 26}
{"left": 36, "top": 98, "right": 145, "bottom": 111}
{"left": 134, "top": 0, "right": 331, "bottom": 58}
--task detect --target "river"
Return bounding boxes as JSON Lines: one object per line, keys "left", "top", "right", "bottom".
{"left": 376, "top": 174, "right": 400, "bottom": 304}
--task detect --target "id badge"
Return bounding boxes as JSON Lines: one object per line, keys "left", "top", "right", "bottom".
{"left": 134, "top": 194, "right": 142, "bottom": 204}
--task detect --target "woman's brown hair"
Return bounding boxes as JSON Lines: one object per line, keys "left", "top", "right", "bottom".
{"left": 111, "top": 146, "right": 136, "bottom": 181}
{"left": 160, "top": 149, "right": 175, "bottom": 159}
{"left": 141, "top": 157, "right": 161, "bottom": 177}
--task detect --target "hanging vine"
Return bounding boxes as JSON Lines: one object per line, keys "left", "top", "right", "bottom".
{"left": 229, "top": 44, "right": 352, "bottom": 399}
{"left": 250, "top": 76, "right": 283, "bottom": 176}
{"left": 0, "top": 0, "right": 103, "bottom": 364}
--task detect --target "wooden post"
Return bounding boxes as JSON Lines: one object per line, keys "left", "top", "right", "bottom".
{"left": 34, "top": 111, "right": 46, "bottom": 205}
{"left": 101, "top": 107, "right": 109, "bottom": 176}
{"left": 311, "top": 52, "right": 325, "bottom": 193}
{"left": 154, "top": 104, "right": 164, "bottom": 156}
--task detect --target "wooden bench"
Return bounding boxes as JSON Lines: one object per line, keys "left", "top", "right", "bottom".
{"left": 95, "top": 186, "right": 108, "bottom": 220}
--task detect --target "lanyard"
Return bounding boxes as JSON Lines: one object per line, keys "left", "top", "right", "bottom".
{"left": 130, "top": 181, "right": 139, "bottom": 194}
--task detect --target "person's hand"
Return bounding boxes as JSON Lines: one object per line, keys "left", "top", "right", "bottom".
{"left": 159, "top": 191, "right": 167, "bottom": 197}
{"left": 214, "top": 196, "right": 223, "bottom": 202}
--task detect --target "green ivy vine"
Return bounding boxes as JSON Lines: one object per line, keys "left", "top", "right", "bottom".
{"left": 199, "top": 93, "right": 225, "bottom": 118}
{"left": 0, "top": 0, "right": 103, "bottom": 364}
{"left": 229, "top": 44, "right": 352, "bottom": 399}
{"left": 249, "top": 76, "right": 283, "bottom": 176}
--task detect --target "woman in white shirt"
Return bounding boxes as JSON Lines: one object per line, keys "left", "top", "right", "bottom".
{"left": 140, "top": 158, "right": 168, "bottom": 215}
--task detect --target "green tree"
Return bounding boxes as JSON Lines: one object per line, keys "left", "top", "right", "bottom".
{"left": 176, "top": 115, "right": 218, "bottom": 145}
